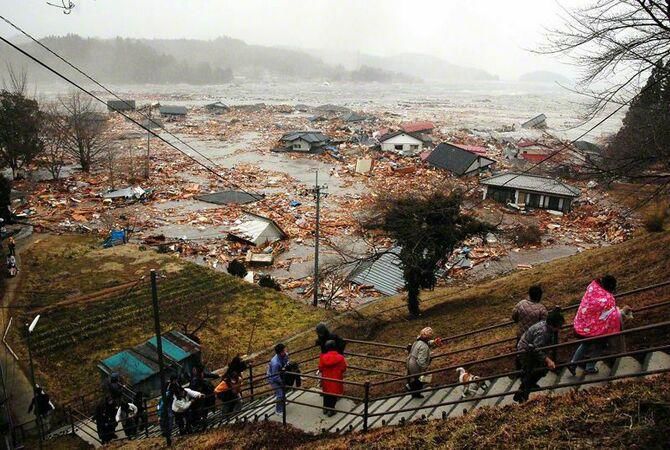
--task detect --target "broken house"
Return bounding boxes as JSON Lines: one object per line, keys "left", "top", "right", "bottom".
{"left": 379, "top": 131, "right": 428, "bottom": 156}
{"left": 107, "top": 99, "right": 136, "bottom": 112}
{"left": 400, "top": 121, "right": 435, "bottom": 134}
{"left": 276, "top": 131, "right": 330, "bottom": 153}
{"left": 518, "top": 142, "right": 553, "bottom": 163}
{"left": 348, "top": 247, "right": 405, "bottom": 296}
{"left": 521, "top": 113, "right": 547, "bottom": 129}
{"left": 98, "top": 330, "right": 201, "bottom": 397}
{"left": 205, "top": 101, "right": 230, "bottom": 114}
{"left": 424, "top": 143, "right": 496, "bottom": 176}
{"left": 341, "top": 111, "right": 368, "bottom": 123}
{"left": 159, "top": 105, "right": 188, "bottom": 118}
{"left": 481, "top": 172, "right": 580, "bottom": 212}
{"left": 228, "top": 212, "right": 287, "bottom": 246}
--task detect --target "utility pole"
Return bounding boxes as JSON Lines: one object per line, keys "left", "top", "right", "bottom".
{"left": 309, "top": 171, "right": 327, "bottom": 307}
{"left": 26, "top": 315, "right": 42, "bottom": 449}
{"left": 144, "top": 108, "right": 151, "bottom": 179}
{"left": 150, "top": 270, "right": 171, "bottom": 446}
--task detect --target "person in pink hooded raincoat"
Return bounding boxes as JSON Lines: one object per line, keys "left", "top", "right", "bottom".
{"left": 569, "top": 275, "right": 629, "bottom": 374}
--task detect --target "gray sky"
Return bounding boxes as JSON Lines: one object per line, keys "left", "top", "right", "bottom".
{"left": 1, "top": 0, "right": 581, "bottom": 79}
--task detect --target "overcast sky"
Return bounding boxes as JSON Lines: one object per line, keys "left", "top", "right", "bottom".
{"left": 1, "top": 0, "right": 582, "bottom": 79}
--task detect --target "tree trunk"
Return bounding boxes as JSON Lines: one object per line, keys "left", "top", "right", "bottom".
{"left": 405, "top": 268, "right": 422, "bottom": 317}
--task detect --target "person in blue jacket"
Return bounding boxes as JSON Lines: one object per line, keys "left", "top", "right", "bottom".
{"left": 267, "top": 343, "right": 289, "bottom": 414}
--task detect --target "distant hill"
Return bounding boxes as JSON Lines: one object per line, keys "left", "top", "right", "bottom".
{"left": 304, "top": 49, "right": 499, "bottom": 82}
{"left": 519, "top": 70, "right": 572, "bottom": 84}
{"left": 0, "top": 35, "right": 414, "bottom": 84}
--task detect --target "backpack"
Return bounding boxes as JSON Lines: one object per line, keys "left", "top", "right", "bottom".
{"left": 280, "top": 362, "right": 302, "bottom": 387}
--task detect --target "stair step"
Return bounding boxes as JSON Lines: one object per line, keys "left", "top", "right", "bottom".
{"left": 347, "top": 394, "right": 405, "bottom": 432}
{"left": 327, "top": 402, "right": 365, "bottom": 433}
{"left": 611, "top": 356, "right": 642, "bottom": 382}
{"left": 498, "top": 379, "right": 521, "bottom": 407}
{"left": 529, "top": 369, "right": 559, "bottom": 400}
{"left": 474, "top": 376, "right": 515, "bottom": 408}
{"left": 430, "top": 385, "right": 465, "bottom": 420}
{"left": 577, "top": 361, "right": 612, "bottom": 390}
{"left": 447, "top": 381, "right": 494, "bottom": 419}
{"left": 554, "top": 367, "right": 583, "bottom": 394}
{"left": 643, "top": 351, "right": 670, "bottom": 372}
{"left": 386, "top": 388, "right": 448, "bottom": 426}
{"left": 368, "top": 393, "right": 425, "bottom": 429}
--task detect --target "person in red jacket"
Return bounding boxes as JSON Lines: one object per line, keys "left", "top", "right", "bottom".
{"left": 318, "top": 340, "right": 347, "bottom": 417}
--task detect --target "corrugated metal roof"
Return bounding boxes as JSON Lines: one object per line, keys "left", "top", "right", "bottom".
{"left": 349, "top": 247, "right": 405, "bottom": 296}
{"left": 521, "top": 114, "right": 547, "bottom": 128}
{"left": 481, "top": 172, "right": 580, "bottom": 197}
{"left": 99, "top": 350, "right": 157, "bottom": 385}
{"left": 107, "top": 99, "right": 136, "bottom": 111}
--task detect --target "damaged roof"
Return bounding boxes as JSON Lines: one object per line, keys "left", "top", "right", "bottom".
{"left": 229, "top": 212, "right": 287, "bottom": 246}
{"left": 279, "top": 131, "right": 329, "bottom": 144}
{"left": 349, "top": 247, "right": 405, "bottom": 296}
{"left": 400, "top": 121, "right": 434, "bottom": 133}
{"left": 481, "top": 172, "right": 580, "bottom": 197}
{"left": 378, "top": 130, "right": 427, "bottom": 143}
{"left": 159, "top": 105, "right": 188, "bottom": 115}
{"left": 425, "top": 143, "right": 496, "bottom": 176}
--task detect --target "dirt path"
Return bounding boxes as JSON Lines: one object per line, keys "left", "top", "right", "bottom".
{"left": 1, "top": 231, "right": 40, "bottom": 429}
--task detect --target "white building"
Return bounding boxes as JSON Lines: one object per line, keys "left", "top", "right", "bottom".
{"left": 277, "top": 131, "right": 330, "bottom": 153}
{"left": 378, "top": 131, "right": 426, "bottom": 156}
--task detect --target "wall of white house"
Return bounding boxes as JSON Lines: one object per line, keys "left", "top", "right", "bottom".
{"left": 380, "top": 134, "right": 424, "bottom": 155}
{"left": 289, "top": 138, "right": 311, "bottom": 152}
{"left": 464, "top": 157, "right": 494, "bottom": 174}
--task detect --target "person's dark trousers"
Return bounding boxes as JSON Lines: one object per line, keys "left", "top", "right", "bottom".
{"left": 322, "top": 395, "right": 338, "bottom": 413}
{"left": 516, "top": 351, "right": 547, "bottom": 403}
{"left": 221, "top": 392, "right": 242, "bottom": 417}
{"left": 122, "top": 418, "right": 137, "bottom": 438}
{"left": 174, "top": 411, "right": 190, "bottom": 435}
{"left": 408, "top": 377, "right": 424, "bottom": 397}
{"left": 8, "top": 246, "right": 14, "bottom": 256}
{"left": 136, "top": 410, "right": 148, "bottom": 432}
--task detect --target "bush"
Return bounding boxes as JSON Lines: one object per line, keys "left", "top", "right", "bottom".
{"left": 512, "top": 224, "right": 543, "bottom": 246}
{"left": 644, "top": 210, "right": 667, "bottom": 232}
{"left": 227, "top": 259, "right": 248, "bottom": 278}
{"left": 258, "top": 274, "right": 281, "bottom": 291}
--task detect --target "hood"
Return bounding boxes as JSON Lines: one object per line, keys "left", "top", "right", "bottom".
{"left": 320, "top": 351, "right": 344, "bottom": 368}
{"left": 316, "top": 322, "right": 330, "bottom": 338}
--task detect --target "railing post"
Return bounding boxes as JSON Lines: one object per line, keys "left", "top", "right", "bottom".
{"left": 363, "top": 381, "right": 370, "bottom": 432}
{"left": 144, "top": 399, "right": 149, "bottom": 438}
{"left": 280, "top": 369, "right": 287, "bottom": 427}
{"left": 249, "top": 365, "right": 254, "bottom": 402}
{"left": 68, "top": 407, "right": 75, "bottom": 436}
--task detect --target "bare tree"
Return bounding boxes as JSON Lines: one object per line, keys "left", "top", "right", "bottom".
{"left": 540, "top": 1, "right": 670, "bottom": 117}
{"left": 59, "top": 91, "right": 108, "bottom": 172}
{"left": 103, "top": 145, "right": 119, "bottom": 190}
{"left": 39, "top": 104, "right": 68, "bottom": 180}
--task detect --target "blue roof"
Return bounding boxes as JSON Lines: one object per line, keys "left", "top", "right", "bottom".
{"left": 148, "top": 336, "right": 190, "bottom": 362}
{"left": 100, "top": 350, "right": 156, "bottom": 385}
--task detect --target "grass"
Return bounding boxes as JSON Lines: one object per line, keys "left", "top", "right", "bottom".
{"left": 109, "top": 373, "right": 670, "bottom": 449}
{"left": 9, "top": 234, "right": 329, "bottom": 404}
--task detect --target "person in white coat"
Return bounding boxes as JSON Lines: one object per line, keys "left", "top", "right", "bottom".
{"left": 171, "top": 385, "right": 204, "bottom": 435}
{"left": 115, "top": 402, "right": 138, "bottom": 438}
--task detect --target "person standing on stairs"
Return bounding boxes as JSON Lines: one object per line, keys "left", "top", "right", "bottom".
{"left": 7, "top": 236, "right": 15, "bottom": 256}
{"left": 406, "top": 327, "right": 443, "bottom": 399}
{"left": 315, "top": 323, "right": 346, "bottom": 354}
{"left": 318, "top": 340, "right": 348, "bottom": 417}
{"left": 569, "top": 275, "right": 630, "bottom": 375}
{"left": 512, "top": 284, "right": 548, "bottom": 342}
{"left": 514, "top": 307, "right": 565, "bottom": 403}
{"left": 267, "top": 343, "right": 290, "bottom": 415}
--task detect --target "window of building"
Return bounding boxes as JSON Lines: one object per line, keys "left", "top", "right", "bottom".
{"left": 410, "top": 144, "right": 419, "bottom": 150}
{"left": 394, "top": 144, "right": 403, "bottom": 151}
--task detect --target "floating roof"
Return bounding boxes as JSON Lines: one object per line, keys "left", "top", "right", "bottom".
{"left": 378, "top": 130, "right": 426, "bottom": 143}
{"left": 159, "top": 105, "right": 188, "bottom": 115}
{"left": 107, "top": 99, "right": 136, "bottom": 111}
{"left": 229, "top": 212, "right": 287, "bottom": 246}
{"left": 481, "top": 172, "right": 580, "bottom": 197}
{"left": 196, "top": 190, "right": 263, "bottom": 205}
{"left": 400, "top": 121, "right": 434, "bottom": 133}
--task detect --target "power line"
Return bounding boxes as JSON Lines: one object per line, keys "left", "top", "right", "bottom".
{"left": 0, "top": 16, "right": 261, "bottom": 200}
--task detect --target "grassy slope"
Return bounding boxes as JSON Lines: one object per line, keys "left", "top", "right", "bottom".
{"left": 110, "top": 374, "right": 670, "bottom": 449}
{"left": 9, "top": 234, "right": 328, "bottom": 402}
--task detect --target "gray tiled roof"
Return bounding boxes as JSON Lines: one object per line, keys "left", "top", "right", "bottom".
{"left": 349, "top": 247, "right": 405, "bottom": 296}
{"left": 196, "top": 190, "right": 262, "bottom": 205}
{"left": 481, "top": 172, "right": 580, "bottom": 197}
{"left": 279, "top": 131, "right": 329, "bottom": 144}
{"left": 426, "top": 143, "right": 495, "bottom": 176}
{"left": 159, "top": 105, "right": 188, "bottom": 115}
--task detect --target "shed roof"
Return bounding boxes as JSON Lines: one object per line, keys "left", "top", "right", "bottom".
{"left": 341, "top": 111, "right": 367, "bottom": 122}
{"left": 107, "top": 99, "right": 136, "bottom": 111}
{"left": 159, "top": 105, "right": 188, "bottom": 115}
{"left": 196, "top": 190, "right": 262, "bottom": 205}
{"left": 205, "top": 101, "right": 229, "bottom": 109}
{"left": 425, "top": 143, "right": 496, "bottom": 176}
{"left": 481, "top": 172, "right": 580, "bottom": 197}
{"left": 349, "top": 248, "right": 405, "bottom": 296}
{"left": 521, "top": 113, "right": 547, "bottom": 129}
{"left": 279, "top": 131, "right": 329, "bottom": 144}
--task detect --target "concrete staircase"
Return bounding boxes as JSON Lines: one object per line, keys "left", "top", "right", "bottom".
{"left": 57, "top": 351, "right": 670, "bottom": 446}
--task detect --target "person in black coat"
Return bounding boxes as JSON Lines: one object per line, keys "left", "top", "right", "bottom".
{"left": 28, "top": 385, "right": 54, "bottom": 432}
{"left": 315, "top": 323, "right": 346, "bottom": 354}
{"left": 94, "top": 397, "right": 117, "bottom": 444}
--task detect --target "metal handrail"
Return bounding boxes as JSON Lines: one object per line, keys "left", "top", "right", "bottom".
{"left": 283, "top": 370, "right": 366, "bottom": 387}
{"left": 369, "top": 319, "right": 670, "bottom": 387}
